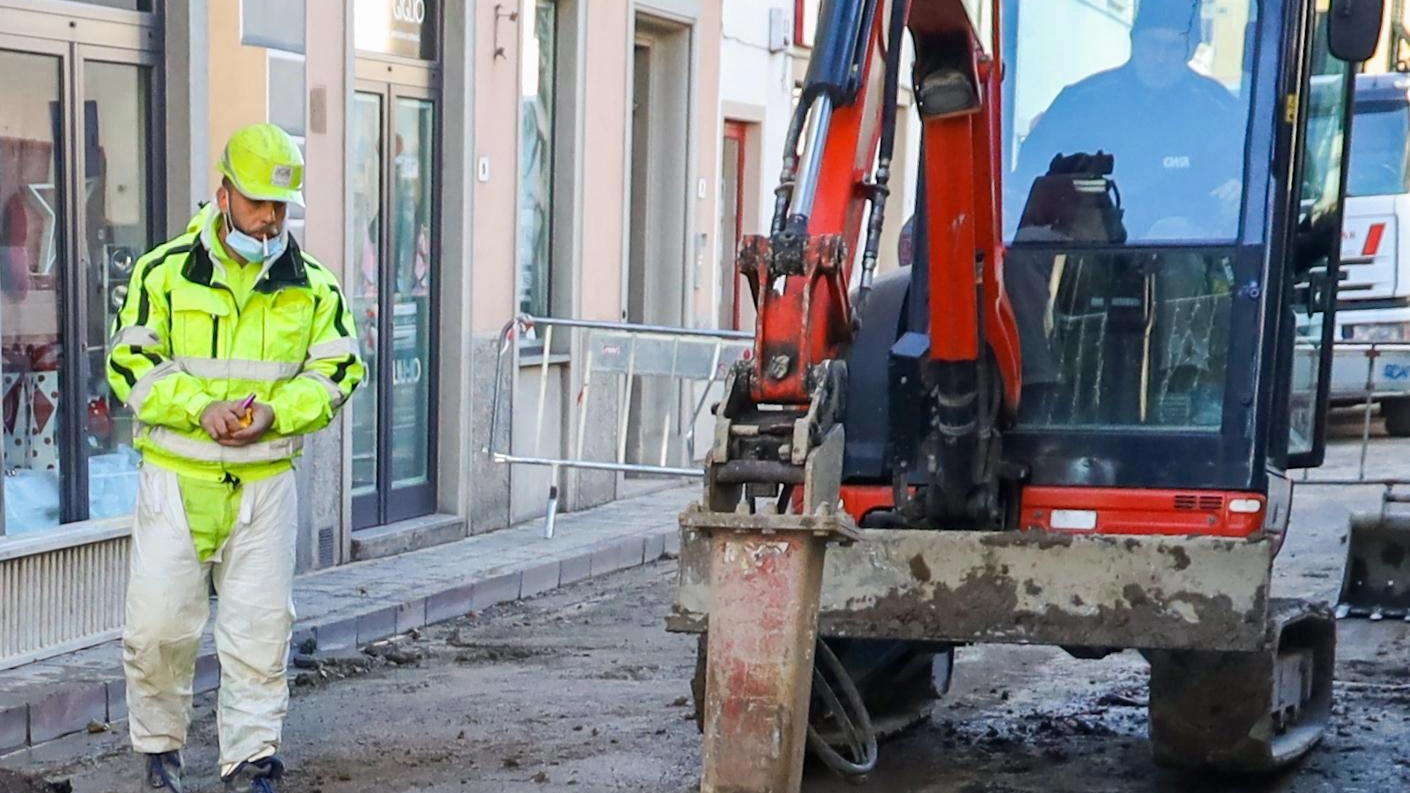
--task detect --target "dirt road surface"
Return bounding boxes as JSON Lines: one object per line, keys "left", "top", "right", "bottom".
{"left": 8, "top": 421, "right": 1410, "bottom": 793}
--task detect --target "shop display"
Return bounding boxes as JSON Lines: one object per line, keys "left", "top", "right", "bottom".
{"left": 0, "top": 79, "right": 147, "bottom": 531}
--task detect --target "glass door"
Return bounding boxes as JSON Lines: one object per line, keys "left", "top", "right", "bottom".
{"left": 1286, "top": 18, "right": 1352, "bottom": 467}
{"left": 350, "top": 81, "right": 438, "bottom": 529}
{"left": 78, "top": 47, "right": 158, "bottom": 522}
{"left": 0, "top": 37, "right": 157, "bottom": 534}
{"left": 349, "top": 90, "right": 382, "bottom": 512}
{"left": 0, "top": 44, "right": 68, "bottom": 533}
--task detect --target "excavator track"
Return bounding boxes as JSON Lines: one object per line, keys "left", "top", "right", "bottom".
{"left": 1143, "top": 598, "right": 1335, "bottom": 774}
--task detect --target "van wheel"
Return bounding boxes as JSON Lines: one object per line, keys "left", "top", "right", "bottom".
{"left": 1383, "top": 398, "right": 1410, "bottom": 437}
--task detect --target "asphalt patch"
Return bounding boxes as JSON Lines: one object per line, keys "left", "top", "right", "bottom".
{"left": 0, "top": 769, "right": 72, "bottom": 793}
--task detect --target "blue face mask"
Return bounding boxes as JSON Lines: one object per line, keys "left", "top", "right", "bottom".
{"left": 223, "top": 211, "right": 288, "bottom": 264}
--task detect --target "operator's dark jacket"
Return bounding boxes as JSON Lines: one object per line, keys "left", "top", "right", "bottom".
{"left": 1010, "top": 63, "right": 1244, "bottom": 240}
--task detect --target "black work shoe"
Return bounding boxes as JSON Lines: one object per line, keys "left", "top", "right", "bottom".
{"left": 145, "top": 751, "right": 183, "bottom": 792}
{"left": 222, "top": 755, "right": 284, "bottom": 793}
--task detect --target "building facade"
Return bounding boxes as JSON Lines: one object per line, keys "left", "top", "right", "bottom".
{"left": 0, "top": 0, "right": 726, "bottom": 669}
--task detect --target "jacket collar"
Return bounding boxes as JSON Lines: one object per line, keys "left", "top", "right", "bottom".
{"left": 183, "top": 232, "right": 311, "bottom": 293}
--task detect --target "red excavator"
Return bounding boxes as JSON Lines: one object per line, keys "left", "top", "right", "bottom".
{"left": 668, "top": 0, "right": 1387, "bottom": 789}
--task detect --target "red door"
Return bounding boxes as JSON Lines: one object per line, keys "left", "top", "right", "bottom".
{"left": 721, "top": 121, "right": 750, "bottom": 330}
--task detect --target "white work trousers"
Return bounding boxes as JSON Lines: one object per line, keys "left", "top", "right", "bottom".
{"left": 122, "top": 463, "right": 298, "bottom": 776}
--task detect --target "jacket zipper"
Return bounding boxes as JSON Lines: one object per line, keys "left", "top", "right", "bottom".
{"left": 210, "top": 283, "right": 240, "bottom": 358}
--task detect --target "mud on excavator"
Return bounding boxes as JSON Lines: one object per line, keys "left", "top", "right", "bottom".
{"left": 665, "top": 0, "right": 1389, "bottom": 790}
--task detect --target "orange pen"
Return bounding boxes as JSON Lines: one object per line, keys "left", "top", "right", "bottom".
{"left": 239, "top": 393, "right": 256, "bottom": 427}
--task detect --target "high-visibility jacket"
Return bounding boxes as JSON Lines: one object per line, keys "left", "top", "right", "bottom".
{"left": 107, "top": 205, "right": 365, "bottom": 483}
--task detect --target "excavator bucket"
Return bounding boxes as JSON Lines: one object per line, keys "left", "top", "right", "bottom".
{"left": 1337, "top": 511, "right": 1410, "bottom": 620}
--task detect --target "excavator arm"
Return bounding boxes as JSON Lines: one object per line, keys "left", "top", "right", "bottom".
{"left": 721, "top": 0, "right": 1020, "bottom": 524}
{"left": 721, "top": 0, "right": 1020, "bottom": 526}
{"left": 690, "top": 2, "right": 1018, "bottom": 791}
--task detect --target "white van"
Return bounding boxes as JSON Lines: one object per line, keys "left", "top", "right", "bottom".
{"left": 1333, "top": 73, "right": 1410, "bottom": 435}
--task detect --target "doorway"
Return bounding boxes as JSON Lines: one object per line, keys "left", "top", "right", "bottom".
{"left": 625, "top": 17, "right": 692, "bottom": 469}
{"left": 349, "top": 69, "right": 440, "bottom": 529}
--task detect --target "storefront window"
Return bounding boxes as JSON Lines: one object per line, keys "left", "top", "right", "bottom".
{"left": 0, "top": 51, "right": 67, "bottom": 533}
{"left": 517, "top": 0, "right": 556, "bottom": 318}
{"left": 0, "top": 46, "right": 155, "bottom": 535}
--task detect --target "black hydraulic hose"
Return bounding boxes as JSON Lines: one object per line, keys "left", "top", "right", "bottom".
{"left": 856, "top": 0, "right": 909, "bottom": 313}
{"left": 848, "top": 0, "right": 884, "bottom": 99}
{"left": 806, "top": 639, "right": 879, "bottom": 777}
{"left": 772, "top": 98, "right": 814, "bottom": 235}
{"left": 973, "top": 251, "right": 992, "bottom": 491}
{"left": 876, "top": 0, "right": 907, "bottom": 167}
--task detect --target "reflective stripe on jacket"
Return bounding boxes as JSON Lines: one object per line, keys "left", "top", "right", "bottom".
{"left": 107, "top": 206, "right": 365, "bottom": 482}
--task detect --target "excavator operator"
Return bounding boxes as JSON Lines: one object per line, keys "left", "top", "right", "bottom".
{"left": 1010, "top": 0, "right": 1246, "bottom": 242}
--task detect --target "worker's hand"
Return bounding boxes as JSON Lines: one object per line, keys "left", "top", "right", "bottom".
{"left": 200, "top": 401, "right": 246, "bottom": 441}
{"left": 220, "top": 402, "right": 276, "bottom": 446}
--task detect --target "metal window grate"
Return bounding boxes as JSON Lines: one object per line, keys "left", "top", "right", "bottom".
{"left": 0, "top": 537, "right": 128, "bottom": 670}
{"left": 318, "top": 527, "right": 335, "bottom": 568}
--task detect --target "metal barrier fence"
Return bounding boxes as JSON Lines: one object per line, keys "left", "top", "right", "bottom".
{"left": 1297, "top": 341, "right": 1410, "bottom": 489}
{"left": 1294, "top": 342, "right": 1410, "bottom": 620}
{"left": 488, "top": 315, "right": 753, "bottom": 536}
{"left": 488, "top": 332, "right": 1410, "bottom": 530}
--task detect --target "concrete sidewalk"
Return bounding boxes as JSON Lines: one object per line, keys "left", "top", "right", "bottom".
{"left": 0, "top": 485, "right": 694, "bottom": 761}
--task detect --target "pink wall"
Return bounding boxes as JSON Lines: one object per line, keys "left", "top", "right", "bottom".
{"left": 692, "top": 0, "right": 724, "bottom": 327}
{"left": 470, "top": 0, "right": 523, "bottom": 333}
{"left": 578, "top": 4, "right": 631, "bottom": 323}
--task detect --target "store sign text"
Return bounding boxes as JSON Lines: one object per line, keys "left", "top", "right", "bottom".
{"left": 354, "top": 0, "right": 438, "bottom": 60}
{"left": 393, "top": 0, "right": 427, "bottom": 23}
{"left": 394, "top": 357, "right": 424, "bottom": 386}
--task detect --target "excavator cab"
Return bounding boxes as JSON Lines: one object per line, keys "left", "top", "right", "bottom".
{"left": 671, "top": 0, "right": 1386, "bottom": 788}
{"left": 974, "top": 0, "right": 1339, "bottom": 493}
{"left": 830, "top": 0, "right": 1364, "bottom": 522}
{"left": 837, "top": 0, "right": 1360, "bottom": 510}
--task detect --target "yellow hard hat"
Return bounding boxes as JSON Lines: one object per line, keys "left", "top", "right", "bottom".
{"left": 217, "top": 123, "right": 305, "bottom": 206}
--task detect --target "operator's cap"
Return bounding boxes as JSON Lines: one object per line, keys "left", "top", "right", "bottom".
{"left": 1132, "top": 1, "right": 1198, "bottom": 36}
{"left": 217, "top": 123, "right": 305, "bottom": 207}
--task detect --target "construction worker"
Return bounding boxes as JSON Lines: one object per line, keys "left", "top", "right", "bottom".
{"left": 1010, "top": 0, "right": 1245, "bottom": 242}
{"left": 107, "top": 123, "right": 364, "bottom": 793}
